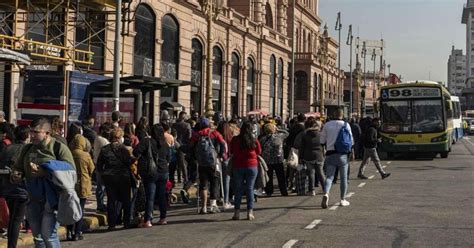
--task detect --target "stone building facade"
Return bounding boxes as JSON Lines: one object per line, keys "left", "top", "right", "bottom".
{"left": 0, "top": 0, "right": 344, "bottom": 123}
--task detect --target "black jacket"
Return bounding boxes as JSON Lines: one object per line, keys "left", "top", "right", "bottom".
{"left": 97, "top": 143, "right": 134, "bottom": 178}
{"left": 0, "top": 143, "right": 28, "bottom": 199}
{"left": 172, "top": 120, "right": 192, "bottom": 146}
{"left": 363, "top": 126, "right": 378, "bottom": 149}
{"left": 133, "top": 137, "right": 170, "bottom": 175}
{"left": 298, "top": 128, "right": 324, "bottom": 162}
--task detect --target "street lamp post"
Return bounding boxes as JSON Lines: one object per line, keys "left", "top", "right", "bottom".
{"left": 112, "top": 0, "right": 122, "bottom": 111}
{"left": 372, "top": 48, "right": 376, "bottom": 100}
{"left": 346, "top": 24, "right": 353, "bottom": 119}
{"left": 335, "top": 12, "right": 342, "bottom": 107}
{"left": 199, "top": 0, "right": 224, "bottom": 118}
{"left": 361, "top": 41, "right": 367, "bottom": 117}
{"left": 318, "top": 25, "right": 329, "bottom": 117}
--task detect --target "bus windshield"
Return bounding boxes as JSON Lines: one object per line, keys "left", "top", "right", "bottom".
{"left": 381, "top": 99, "right": 444, "bottom": 133}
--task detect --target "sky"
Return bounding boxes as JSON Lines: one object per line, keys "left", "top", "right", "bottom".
{"left": 319, "top": 0, "right": 466, "bottom": 83}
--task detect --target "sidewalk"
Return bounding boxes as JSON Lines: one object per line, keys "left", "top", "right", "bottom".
{"left": 0, "top": 183, "right": 197, "bottom": 248}
{"left": 0, "top": 200, "right": 106, "bottom": 248}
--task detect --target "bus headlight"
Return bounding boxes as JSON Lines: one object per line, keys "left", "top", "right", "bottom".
{"left": 431, "top": 134, "right": 447, "bottom": 142}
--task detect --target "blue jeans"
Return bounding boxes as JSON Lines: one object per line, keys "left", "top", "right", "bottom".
{"left": 26, "top": 201, "right": 60, "bottom": 248}
{"left": 144, "top": 173, "right": 169, "bottom": 221}
{"left": 95, "top": 172, "right": 106, "bottom": 210}
{"left": 221, "top": 160, "right": 231, "bottom": 203}
{"left": 324, "top": 154, "right": 349, "bottom": 200}
{"left": 233, "top": 167, "right": 258, "bottom": 210}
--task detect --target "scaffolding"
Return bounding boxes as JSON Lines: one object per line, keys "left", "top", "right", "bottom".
{"left": 0, "top": 0, "right": 135, "bottom": 73}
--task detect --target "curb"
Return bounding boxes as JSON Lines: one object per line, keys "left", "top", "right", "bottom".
{"left": 0, "top": 213, "right": 106, "bottom": 248}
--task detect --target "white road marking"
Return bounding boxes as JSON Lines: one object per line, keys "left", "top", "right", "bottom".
{"left": 283, "top": 240, "right": 298, "bottom": 248}
{"left": 358, "top": 182, "right": 366, "bottom": 188}
{"left": 368, "top": 175, "right": 375, "bottom": 180}
{"left": 387, "top": 161, "right": 392, "bottom": 164}
{"left": 465, "top": 138, "right": 474, "bottom": 146}
{"left": 346, "top": 192, "right": 355, "bottom": 198}
{"left": 382, "top": 165, "right": 387, "bottom": 169}
{"left": 304, "top": 219, "right": 322, "bottom": 230}
{"left": 329, "top": 205, "right": 339, "bottom": 210}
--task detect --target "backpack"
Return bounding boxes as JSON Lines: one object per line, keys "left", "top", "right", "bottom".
{"left": 195, "top": 134, "right": 218, "bottom": 169}
{"left": 335, "top": 122, "right": 352, "bottom": 154}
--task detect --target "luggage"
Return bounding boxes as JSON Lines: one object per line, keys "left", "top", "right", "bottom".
{"left": 295, "top": 165, "right": 308, "bottom": 196}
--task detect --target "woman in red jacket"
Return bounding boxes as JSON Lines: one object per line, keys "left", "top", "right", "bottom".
{"left": 230, "top": 121, "right": 261, "bottom": 220}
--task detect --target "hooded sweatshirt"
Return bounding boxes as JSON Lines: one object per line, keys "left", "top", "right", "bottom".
{"left": 70, "top": 134, "right": 95, "bottom": 198}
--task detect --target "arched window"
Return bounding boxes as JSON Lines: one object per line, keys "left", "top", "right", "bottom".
{"left": 134, "top": 4, "right": 155, "bottom": 76}
{"left": 212, "top": 46, "right": 223, "bottom": 112}
{"left": 278, "top": 59, "right": 284, "bottom": 117}
{"left": 295, "top": 71, "right": 308, "bottom": 100}
{"left": 265, "top": 3, "right": 273, "bottom": 29}
{"left": 303, "top": 29, "right": 306, "bottom": 52}
{"left": 314, "top": 73, "right": 319, "bottom": 111}
{"left": 270, "top": 55, "right": 276, "bottom": 116}
{"left": 161, "top": 14, "right": 179, "bottom": 102}
{"left": 247, "top": 58, "right": 255, "bottom": 112}
{"left": 231, "top": 52, "right": 240, "bottom": 116}
{"left": 191, "top": 38, "right": 203, "bottom": 113}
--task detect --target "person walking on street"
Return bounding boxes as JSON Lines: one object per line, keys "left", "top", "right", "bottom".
{"left": 320, "top": 109, "right": 353, "bottom": 208}
{"left": 230, "top": 122, "right": 262, "bottom": 220}
{"left": 11, "top": 117, "right": 76, "bottom": 248}
{"left": 294, "top": 118, "right": 326, "bottom": 196}
{"left": 0, "top": 125, "right": 30, "bottom": 248}
{"left": 285, "top": 113, "right": 306, "bottom": 192}
{"left": 350, "top": 117, "right": 362, "bottom": 160}
{"left": 259, "top": 123, "right": 289, "bottom": 197}
{"left": 67, "top": 134, "right": 95, "bottom": 241}
{"left": 357, "top": 118, "right": 391, "bottom": 180}
{"left": 216, "top": 121, "right": 235, "bottom": 209}
{"left": 190, "top": 118, "right": 226, "bottom": 214}
{"left": 135, "top": 116, "right": 150, "bottom": 141}
{"left": 133, "top": 124, "right": 171, "bottom": 227}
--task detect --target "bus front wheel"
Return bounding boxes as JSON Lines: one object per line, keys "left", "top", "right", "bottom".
{"left": 440, "top": 152, "right": 449, "bottom": 158}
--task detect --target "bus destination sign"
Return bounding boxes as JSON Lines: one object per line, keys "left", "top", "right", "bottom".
{"left": 381, "top": 87, "right": 441, "bottom": 100}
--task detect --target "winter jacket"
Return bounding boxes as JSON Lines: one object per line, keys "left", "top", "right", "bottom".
{"left": 172, "top": 119, "right": 192, "bottom": 145}
{"left": 13, "top": 137, "right": 75, "bottom": 180}
{"left": 133, "top": 137, "right": 171, "bottom": 175}
{"left": 0, "top": 143, "right": 28, "bottom": 199}
{"left": 294, "top": 128, "right": 324, "bottom": 162}
{"left": 97, "top": 143, "right": 133, "bottom": 178}
{"left": 259, "top": 129, "right": 289, "bottom": 165}
{"left": 70, "top": 134, "right": 95, "bottom": 199}
{"left": 363, "top": 125, "right": 378, "bottom": 149}
{"left": 230, "top": 137, "right": 262, "bottom": 168}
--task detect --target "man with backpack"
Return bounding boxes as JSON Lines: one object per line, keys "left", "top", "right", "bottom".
{"left": 357, "top": 118, "right": 391, "bottom": 180}
{"left": 11, "top": 117, "right": 75, "bottom": 247}
{"left": 190, "top": 118, "right": 226, "bottom": 214}
{"left": 320, "top": 108, "right": 353, "bottom": 209}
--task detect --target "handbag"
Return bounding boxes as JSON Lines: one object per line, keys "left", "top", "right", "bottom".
{"left": 286, "top": 148, "right": 299, "bottom": 169}
{"left": 143, "top": 140, "right": 159, "bottom": 179}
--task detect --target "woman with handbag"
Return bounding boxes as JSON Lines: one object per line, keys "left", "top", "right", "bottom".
{"left": 97, "top": 127, "right": 135, "bottom": 231}
{"left": 230, "top": 122, "right": 262, "bottom": 220}
{"left": 133, "top": 124, "right": 171, "bottom": 227}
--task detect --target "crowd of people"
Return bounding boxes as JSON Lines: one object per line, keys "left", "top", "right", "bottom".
{"left": 0, "top": 108, "right": 391, "bottom": 248}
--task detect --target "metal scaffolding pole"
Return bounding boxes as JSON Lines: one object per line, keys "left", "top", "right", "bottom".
{"left": 290, "top": 0, "right": 295, "bottom": 118}
{"left": 112, "top": 0, "right": 121, "bottom": 111}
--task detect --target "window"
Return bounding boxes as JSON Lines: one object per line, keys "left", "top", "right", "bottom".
{"left": 27, "top": 12, "right": 63, "bottom": 45}
{"left": 191, "top": 38, "right": 203, "bottom": 113}
{"left": 134, "top": 5, "right": 155, "bottom": 76}
{"left": 212, "top": 46, "right": 223, "bottom": 112}
{"left": 295, "top": 71, "right": 308, "bottom": 100}
{"left": 161, "top": 14, "right": 179, "bottom": 101}
{"left": 75, "top": 11, "right": 105, "bottom": 70}
{"left": 265, "top": 3, "right": 273, "bottom": 28}
{"left": 231, "top": 52, "right": 240, "bottom": 116}
{"left": 247, "top": 58, "right": 255, "bottom": 112}
{"left": 413, "top": 100, "right": 444, "bottom": 133}
{"left": 270, "top": 55, "right": 276, "bottom": 115}
{"left": 381, "top": 101, "right": 411, "bottom": 133}
{"left": 278, "top": 59, "right": 284, "bottom": 117}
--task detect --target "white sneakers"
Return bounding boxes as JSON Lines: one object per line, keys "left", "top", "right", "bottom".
{"left": 224, "top": 202, "right": 234, "bottom": 209}
{"left": 340, "top": 199, "right": 350, "bottom": 207}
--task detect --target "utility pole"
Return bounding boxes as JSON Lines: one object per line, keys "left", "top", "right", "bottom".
{"left": 361, "top": 41, "right": 367, "bottom": 117}
{"left": 290, "top": 0, "right": 296, "bottom": 118}
{"left": 112, "top": 0, "right": 122, "bottom": 111}
{"left": 335, "top": 12, "right": 342, "bottom": 107}
{"left": 347, "top": 24, "right": 353, "bottom": 119}
{"left": 372, "top": 48, "right": 376, "bottom": 100}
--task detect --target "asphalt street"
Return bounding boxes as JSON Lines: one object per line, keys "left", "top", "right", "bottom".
{"left": 64, "top": 137, "right": 474, "bottom": 248}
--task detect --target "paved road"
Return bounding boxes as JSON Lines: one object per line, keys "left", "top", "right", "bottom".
{"left": 64, "top": 138, "right": 474, "bottom": 248}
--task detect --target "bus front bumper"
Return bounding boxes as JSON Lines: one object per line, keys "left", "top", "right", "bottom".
{"left": 380, "top": 141, "right": 450, "bottom": 153}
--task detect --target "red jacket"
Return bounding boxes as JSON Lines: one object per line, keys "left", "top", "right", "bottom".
{"left": 230, "top": 136, "right": 261, "bottom": 168}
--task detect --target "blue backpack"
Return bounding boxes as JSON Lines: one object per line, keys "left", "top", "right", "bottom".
{"left": 335, "top": 122, "right": 353, "bottom": 154}
{"left": 195, "top": 134, "right": 218, "bottom": 169}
